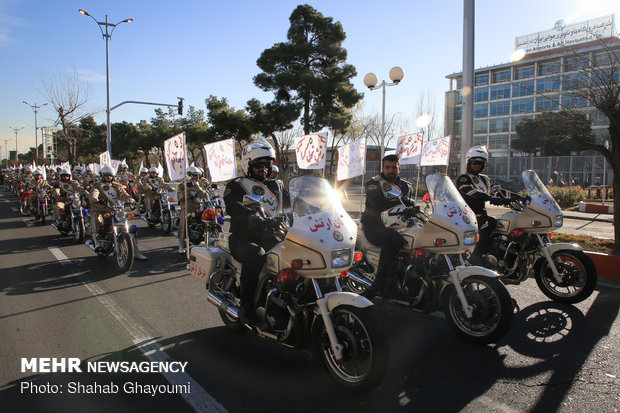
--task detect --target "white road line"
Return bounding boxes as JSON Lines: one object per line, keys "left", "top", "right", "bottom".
{"left": 47, "top": 246, "right": 227, "bottom": 413}
{"left": 22, "top": 218, "right": 34, "bottom": 228}
{"left": 11, "top": 207, "right": 18, "bottom": 212}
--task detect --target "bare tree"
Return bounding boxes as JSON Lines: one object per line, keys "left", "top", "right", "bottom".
{"left": 40, "top": 68, "right": 95, "bottom": 164}
{"left": 414, "top": 89, "right": 439, "bottom": 141}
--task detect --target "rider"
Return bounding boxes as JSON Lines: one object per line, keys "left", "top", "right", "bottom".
{"left": 117, "top": 163, "right": 135, "bottom": 185}
{"left": 176, "top": 166, "right": 210, "bottom": 254}
{"left": 27, "top": 169, "right": 49, "bottom": 219}
{"left": 456, "top": 145, "right": 510, "bottom": 265}
{"left": 52, "top": 168, "right": 83, "bottom": 228}
{"left": 223, "top": 140, "right": 285, "bottom": 326}
{"left": 138, "top": 167, "right": 165, "bottom": 221}
{"left": 361, "top": 154, "right": 415, "bottom": 297}
{"left": 88, "top": 166, "right": 131, "bottom": 252}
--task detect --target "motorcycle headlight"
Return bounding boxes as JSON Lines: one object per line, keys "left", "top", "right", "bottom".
{"left": 331, "top": 249, "right": 351, "bottom": 268}
{"left": 463, "top": 230, "right": 477, "bottom": 246}
{"left": 554, "top": 215, "right": 563, "bottom": 227}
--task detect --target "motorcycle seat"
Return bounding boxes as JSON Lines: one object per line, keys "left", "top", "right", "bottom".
{"left": 356, "top": 223, "right": 380, "bottom": 253}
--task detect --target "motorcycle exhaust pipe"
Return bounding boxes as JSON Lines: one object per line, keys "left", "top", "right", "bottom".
{"left": 207, "top": 291, "right": 239, "bottom": 320}
{"left": 346, "top": 270, "right": 373, "bottom": 289}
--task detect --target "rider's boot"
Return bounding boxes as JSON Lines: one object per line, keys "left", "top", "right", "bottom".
{"left": 132, "top": 234, "right": 148, "bottom": 260}
{"left": 177, "top": 239, "right": 186, "bottom": 254}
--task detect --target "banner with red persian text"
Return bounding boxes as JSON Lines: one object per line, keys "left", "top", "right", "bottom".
{"left": 99, "top": 151, "right": 110, "bottom": 167}
{"left": 420, "top": 136, "right": 451, "bottom": 166}
{"left": 164, "top": 132, "right": 188, "bottom": 181}
{"left": 204, "top": 138, "right": 237, "bottom": 182}
{"left": 396, "top": 132, "right": 423, "bottom": 165}
{"left": 337, "top": 138, "right": 366, "bottom": 181}
{"left": 295, "top": 134, "right": 327, "bottom": 170}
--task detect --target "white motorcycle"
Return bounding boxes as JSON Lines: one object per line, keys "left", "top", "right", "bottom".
{"left": 344, "top": 174, "right": 513, "bottom": 344}
{"left": 190, "top": 175, "right": 388, "bottom": 392}
{"left": 485, "top": 170, "right": 597, "bottom": 304}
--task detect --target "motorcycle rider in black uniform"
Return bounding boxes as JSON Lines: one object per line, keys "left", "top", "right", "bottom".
{"left": 361, "top": 154, "right": 416, "bottom": 297}
{"left": 223, "top": 140, "right": 285, "bottom": 326}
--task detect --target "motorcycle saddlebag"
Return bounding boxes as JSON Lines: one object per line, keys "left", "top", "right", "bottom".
{"left": 189, "top": 247, "right": 228, "bottom": 283}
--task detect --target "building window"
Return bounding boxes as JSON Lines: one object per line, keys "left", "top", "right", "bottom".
{"left": 593, "top": 51, "right": 613, "bottom": 66}
{"left": 489, "top": 135, "right": 509, "bottom": 149}
{"left": 474, "top": 119, "right": 488, "bottom": 134}
{"left": 489, "top": 101, "right": 510, "bottom": 117}
{"left": 564, "top": 56, "right": 588, "bottom": 72}
{"left": 456, "top": 78, "right": 463, "bottom": 90}
{"left": 513, "top": 80, "right": 535, "bottom": 97}
{"left": 474, "top": 103, "right": 488, "bottom": 118}
{"left": 563, "top": 73, "right": 588, "bottom": 90}
{"left": 536, "top": 77, "right": 560, "bottom": 93}
{"left": 475, "top": 73, "right": 489, "bottom": 86}
{"left": 473, "top": 136, "right": 488, "bottom": 146}
{"left": 512, "top": 98, "right": 534, "bottom": 114}
{"left": 562, "top": 93, "right": 588, "bottom": 109}
{"left": 490, "top": 84, "right": 511, "bottom": 100}
{"left": 492, "top": 69, "right": 511, "bottom": 83}
{"left": 535, "top": 97, "right": 559, "bottom": 112}
{"left": 515, "top": 65, "right": 535, "bottom": 79}
{"left": 474, "top": 87, "right": 489, "bottom": 102}
{"left": 590, "top": 109, "right": 609, "bottom": 126}
{"left": 538, "top": 61, "right": 560, "bottom": 76}
{"left": 512, "top": 115, "right": 534, "bottom": 132}
{"left": 489, "top": 118, "right": 510, "bottom": 133}
{"left": 454, "top": 106, "right": 462, "bottom": 121}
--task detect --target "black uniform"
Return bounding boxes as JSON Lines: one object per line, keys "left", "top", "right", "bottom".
{"left": 361, "top": 174, "right": 413, "bottom": 289}
{"left": 223, "top": 177, "right": 284, "bottom": 310}
{"left": 456, "top": 172, "right": 495, "bottom": 256}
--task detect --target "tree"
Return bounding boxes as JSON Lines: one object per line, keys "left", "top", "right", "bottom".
{"left": 205, "top": 95, "right": 254, "bottom": 143}
{"left": 414, "top": 90, "right": 440, "bottom": 141}
{"left": 254, "top": 4, "right": 362, "bottom": 135}
{"left": 513, "top": 111, "right": 590, "bottom": 155}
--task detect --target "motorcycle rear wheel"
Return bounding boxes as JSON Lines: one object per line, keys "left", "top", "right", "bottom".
{"left": 444, "top": 275, "right": 513, "bottom": 344}
{"left": 534, "top": 250, "right": 597, "bottom": 304}
{"left": 317, "top": 305, "right": 387, "bottom": 392}
{"left": 114, "top": 232, "right": 134, "bottom": 273}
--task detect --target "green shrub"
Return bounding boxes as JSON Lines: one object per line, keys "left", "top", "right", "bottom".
{"left": 547, "top": 185, "right": 588, "bottom": 208}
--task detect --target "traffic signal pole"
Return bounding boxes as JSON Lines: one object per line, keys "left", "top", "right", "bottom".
{"left": 110, "top": 98, "right": 185, "bottom": 115}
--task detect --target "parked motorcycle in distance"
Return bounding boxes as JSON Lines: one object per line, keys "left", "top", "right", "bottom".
{"left": 483, "top": 170, "right": 597, "bottom": 304}
{"left": 344, "top": 174, "right": 514, "bottom": 344}
{"left": 85, "top": 201, "right": 135, "bottom": 273}
{"left": 143, "top": 187, "right": 174, "bottom": 234}
{"left": 190, "top": 175, "right": 388, "bottom": 392}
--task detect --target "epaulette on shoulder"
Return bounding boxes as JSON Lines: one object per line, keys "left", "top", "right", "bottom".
{"left": 371, "top": 175, "right": 382, "bottom": 181}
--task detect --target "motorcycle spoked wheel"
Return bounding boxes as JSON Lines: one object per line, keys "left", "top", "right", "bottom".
{"left": 19, "top": 200, "right": 30, "bottom": 216}
{"left": 161, "top": 209, "right": 172, "bottom": 234}
{"left": 73, "top": 218, "right": 85, "bottom": 244}
{"left": 534, "top": 250, "right": 597, "bottom": 304}
{"left": 114, "top": 232, "right": 135, "bottom": 273}
{"left": 210, "top": 272, "right": 242, "bottom": 330}
{"left": 316, "top": 305, "right": 388, "bottom": 392}
{"left": 40, "top": 204, "right": 47, "bottom": 225}
{"left": 444, "top": 275, "right": 513, "bottom": 344}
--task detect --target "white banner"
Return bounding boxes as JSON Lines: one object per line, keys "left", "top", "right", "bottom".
{"left": 99, "top": 151, "right": 110, "bottom": 167}
{"left": 396, "top": 133, "right": 423, "bottom": 165}
{"left": 164, "top": 132, "right": 188, "bottom": 181}
{"left": 421, "top": 136, "right": 451, "bottom": 166}
{"left": 295, "top": 134, "right": 327, "bottom": 170}
{"left": 110, "top": 159, "right": 120, "bottom": 174}
{"left": 204, "top": 138, "right": 237, "bottom": 183}
{"left": 337, "top": 138, "right": 366, "bottom": 181}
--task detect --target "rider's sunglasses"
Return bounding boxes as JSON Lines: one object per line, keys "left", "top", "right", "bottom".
{"left": 470, "top": 160, "right": 485, "bottom": 166}
{"left": 190, "top": 173, "right": 199, "bottom": 177}
{"left": 251, "top": 162, "right": 271, "bottom": 170}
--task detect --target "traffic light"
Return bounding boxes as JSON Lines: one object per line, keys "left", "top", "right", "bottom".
{"left": 177, "top": 98, "right": 184, "bottom": 116}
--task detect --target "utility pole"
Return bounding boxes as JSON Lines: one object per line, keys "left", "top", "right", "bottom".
{"left": 9, "top": 126, "right": 24, "bottom": 166}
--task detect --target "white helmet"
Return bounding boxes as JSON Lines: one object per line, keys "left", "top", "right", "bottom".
{"left": 33, "top": 169, "right": 42, "bottom": 176}
{"left": 198, "top": 167, "right": 205, "bottom": 175}
{"left": 100, "top": 166, "right": 115, "bottom": 177}
{"left": 73, "top": 166, "right": 82, "bottom": 173}
{"left": 139, "top": 167, "right": 148, "bottom": 174}
{"left": 241, "top": 140, "right": 275, "bottom": 176}
{"left": 85, "top": 166, "right": 92, "bottom": 172}
{"left": 60, "top": 168, "right": 71, "bottom": 176}
{"left": 187, "top": 166, "right": 201, "bottom": 175}
{"left": 24, "top": 165, "right": 33, "bottom": 173}
{"left": 271, "top": 165, "right": 279, "bottom": 174}
{"left": 120, "top": 163, "right": 128, "bottom": 169}
{"left": 466, "top": 145, "right": 489, "bottom": 163}
{"left": 148, "top": 167, "right": 158, "bottom": 175}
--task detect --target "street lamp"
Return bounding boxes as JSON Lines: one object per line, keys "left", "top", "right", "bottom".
{"left": 23, "top": 101, "right": 48, "bottom": 163}
{"left": 363, "top": 66, "right": 404, "bottom": 161}
{"left": 9, "top": 126, "right": 25, "bottom": 167}
{"left": 79, "top": 8, "right": 133, "bottom": 158}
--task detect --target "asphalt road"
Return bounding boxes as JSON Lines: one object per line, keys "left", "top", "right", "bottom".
{"left": 1, "top": 188, "right": 619, "bottom": 413}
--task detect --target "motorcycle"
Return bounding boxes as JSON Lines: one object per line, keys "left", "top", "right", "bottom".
{"left": 53, "top": 193, "right": 88, "bottom": 244}
{"left": 344, "top": 174, "right": 513, "bottom": 344}
{"left": 484, "top": 170, "right": 597, "bottom": 304}
{"left": 190, "top": 175, "right": 388, "bottom": 391}
{"left": 32, "top": 188, "right": 51, "bottom": 224}
{"left": 19, "top": 186, "right": 31, "bottom": 216}
{"left": 143, "top": 187, "right": 174, "bottom": 234}
{"left": 85, "top": 201, "right": 135, "bottom": 273}
{"left": 187, "top": 185, "right": 225, "bottom": 247}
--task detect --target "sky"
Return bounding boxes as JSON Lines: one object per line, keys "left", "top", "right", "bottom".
{"left": 1, "top": 0, "right": 618, "bottom": 159}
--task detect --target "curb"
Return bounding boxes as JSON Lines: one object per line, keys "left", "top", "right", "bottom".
{"left": 578, "top": 201, "right": 614, "bottom": 214}
{"left": 563, "top": 214, "right": 614, "bottom": 223}
{"left": 585, "top": 251, "right": 620, "bottom": 280}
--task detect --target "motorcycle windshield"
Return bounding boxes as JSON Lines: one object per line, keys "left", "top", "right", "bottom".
{"left": 289, "top": 176, "right": 345, "bottom": 218}
{"left": 426, "top": 174, "right": 477, "bottom": 227}
{"left": 522, "top": 170, "right": 562, "bottom": 215}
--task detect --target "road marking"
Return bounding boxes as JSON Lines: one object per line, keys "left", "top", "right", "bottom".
{"left": 48, "top": 246, "right": 227, "bottom": 413}
{"left": 11, "top": 207, "right": 18, "bottom": 212}
{"left": 22, "top": 218, "right": 34, "bottom": 227}
{"left": 598, "top": 279, "right": 620, "bottom": 290}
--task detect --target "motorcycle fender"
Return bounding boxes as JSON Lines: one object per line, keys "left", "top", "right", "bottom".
{"left": 323, "top": 291, "right": 373, "bottom": 312}
{"left": 543, "top": 242, "right": 583, "bottom": 255}
{"left": 453, "top": 265, "right": 500, "bottom": 283}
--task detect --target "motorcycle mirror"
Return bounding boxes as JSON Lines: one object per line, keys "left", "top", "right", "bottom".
{"left": 385, "top": 190, "right": 400, "bottom": 200}
{"left": 242, "top": 194, "right": 262, "bottom": 207}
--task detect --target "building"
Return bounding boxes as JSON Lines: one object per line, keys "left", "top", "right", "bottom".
{"left": 444, "top": 15, "right": 618, "bottom": 186}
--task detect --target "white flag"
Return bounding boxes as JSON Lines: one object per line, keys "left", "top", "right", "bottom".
{"left": 110, "top": 159, "right": 120, "bottom": 174}
{"left": 396, "top": 133, "right": 423, "bottom": 165}
{"left": 337, "top": 138, "right": 366, "bottom": 181}
{"left": 421, "top": 136, "right": 451, "bottom": 166}
{"left": 295, "top": 134, "right": 327, "bottom": 170}
{"left": 157, "top": 162, "right": 165, "bottom": 179}
{"left": 204, "top": 138, "right": 237, "bottom": 182}
{"left": 164, "top": 132, "right": 187, "bottom": 181}
{"left": 99, "top": 151, "right": 111, "bottom": 167}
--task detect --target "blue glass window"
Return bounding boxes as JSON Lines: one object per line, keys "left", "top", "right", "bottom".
{"left": 474, "top": 88, "right": 489, "bottom": 102}
{"left": 489, "top": 101, "right": 510, "bottom": 117}
{"left": 512, "top": 98, "right": 534, "bottom": 114}
{"left": 513, "top": 80, "right": 535, "bottom": 97}
{"left": 538, "top": 61, "right": 560, "bottom": 76}
{"left": 562, "top": 93, "right": 588, "bottom": 108}
{"left": 489, "top": 135, "right": 509, "bottom": 149}
{"left": 515, "top": 65, "right": 535, "bottom": 79}
{"left": 492, "top": 69, "right": 511, "bottom": 83}
{"left": 475, "top": 73, "right": 489, "bottom": 86}
{"left": 563, "top": 73, "right": 588, "bottom": 90}
{"left": 536, "top": 77, "right": 560, "bottom": 93}
{"left": 490, "top": 84, "right": 511, "bottom": 100}
{"left": 489, "top": 118, "right": 510, "bottom": 133}
{"left": 535, "top": 97, "right": 559, "bottom": 112}
{"left": 474, "top": 103, "right": 488, "bottom": 118}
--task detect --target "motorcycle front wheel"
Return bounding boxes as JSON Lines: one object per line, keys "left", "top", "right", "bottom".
{"left": 534, "top": 250, "right": 597, "bottom": 304}
{"left": 444, "top": 275, "right": 513, "bottom": 344}
{"left": 114, "top": 232, "right": 134, "bottom": 273}
{"left": 317, "top": 305, "right": 387, "bottom": 392}
{"left": 73, "top": 218, "right": 85, "bottom": 244}
{"left": 161, "top": 209, "right": 172, "bottom": 234}
{"left": 19, "top": 200, "right": 30, "bottom": 216}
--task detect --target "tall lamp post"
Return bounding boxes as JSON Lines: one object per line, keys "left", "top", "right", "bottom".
{"left": 23, "top": 101, "right": 48, "bottom": 164}
{"left": 363, "top": 66, "right": 404, "bottom": 161}
{"left": 9, "top": 126, "right": 25, "bottom": 167}
{"left": 2, "top": 139, "right": 9, "bottom": 166}
{"left": 78, "top": 9, "right": 133, "bottom": 158}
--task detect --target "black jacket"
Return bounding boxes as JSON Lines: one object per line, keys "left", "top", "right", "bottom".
{"left": 361, "top": 175, "right": 413, "bottom": 228}
{"left": 456, "top": 173, "right": 492, "bottom": 216}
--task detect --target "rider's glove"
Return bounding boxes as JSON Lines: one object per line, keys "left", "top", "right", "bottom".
{"left": 522, "top": 196, "right": 531, "bottom": 203}
{"left": 403, "top": 206, "right": 420, "bottom": 217}
{"left": 490, "top": 197, "right": 507, "bottom": 206}
{"left": 247, "top": 214, "right": 266, "bottom": 231}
